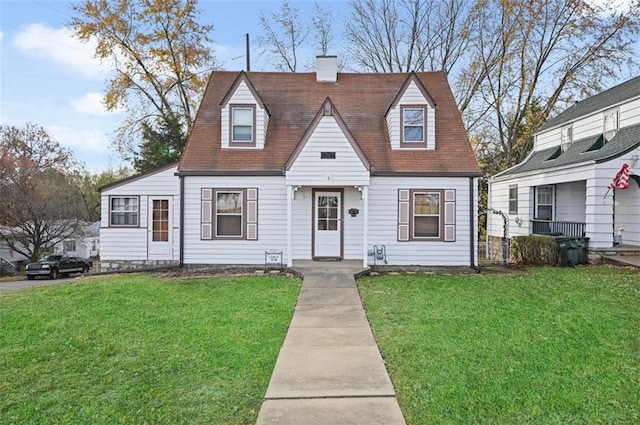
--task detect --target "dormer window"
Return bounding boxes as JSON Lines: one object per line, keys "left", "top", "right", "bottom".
{"left": 401, "top": 106, "right": 426, "bottom": 147}
{"left": 603, "top": 109, "right": 618, "bottom": 142}
{"left": 561, "top": 125, "right": 572, "bottom": 152}
{"left": 230, "top": 105, "right": 256, "bottom": 146}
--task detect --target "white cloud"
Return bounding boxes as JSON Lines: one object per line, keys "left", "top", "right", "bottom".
{"left": 49, "top": 125, "right": 112, "bottom": 153}
{"left": 70, "top": 92, "right": 123, "bottom": 116}
{"left": 13, "top": 23, "right": 106, "bottom": 79}
{"left": 0, "top": 31, "right": 4, "bottom": 43}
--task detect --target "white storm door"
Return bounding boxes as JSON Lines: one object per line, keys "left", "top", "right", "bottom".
{"left": 148, "top": 197, "right": 172, "bottom": 259}
{"left": 314, "top": 191, "right": 342, "bottom": 258}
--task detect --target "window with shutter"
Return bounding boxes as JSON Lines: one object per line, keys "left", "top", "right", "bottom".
{"left": 398, "top": 189, "right": 455, "bottom": 242}
{"left": 201, "top": 188, "right": 258, "bottom": 240}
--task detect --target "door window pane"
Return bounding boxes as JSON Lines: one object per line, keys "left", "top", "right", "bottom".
{"left": 317, "top": 196, "right": 339, "bottom": 232}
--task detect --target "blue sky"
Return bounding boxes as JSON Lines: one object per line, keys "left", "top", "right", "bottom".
{"left": 0, "top": 0, "right": 342, "bottom": 172}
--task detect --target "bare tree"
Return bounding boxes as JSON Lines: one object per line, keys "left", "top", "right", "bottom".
{"left": 312, "top": 2, "right": 334, "bottom": 56}
{"left": 461, "top": 0, "right": 640, "bottom": 171}
{"left": 257, "top": 1, "right": 339, "bottom": 71}
{"left": 344, "top": 0, "right": 473, "bottom": 72}
{"left": 70, "top": 0, "right": 217, "bottom": 158}
{"left": 257, "top": 0, "right": 309, "bottom": 72}
{"left": 0, "top": 124, "right": 87, "bottom": 261}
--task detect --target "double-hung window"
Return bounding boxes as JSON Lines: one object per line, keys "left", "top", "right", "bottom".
{"left": 201, "top": 188, "right": 258, "bottom": 241}
{"left": 215, "top": 190, "right": 244, "bottom": 237}
{"left": 535, "top": 186, "right": 554, "bottom": 220}
{"left": 63, "top": 240, "right": 76, "bottom": 252}
{"left": 401, "top": 106, "right": 426, "bottom": 147}
{"left": 109, "top": 197, "right": 139, "bottom": 226}
{"left": 509, "top": 185, "right": 518, "bottom": 214}
{"left": 398, "top": 189, "right": 456, "bottom": 242}
{"left": 413, "top": 191, "right": 440, "bottom": 238}
{"left": 231, "top": 105, "right": 255, "bottom": 145}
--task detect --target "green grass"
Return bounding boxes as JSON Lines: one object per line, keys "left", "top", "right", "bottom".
{"left": 358, "top": 266, "right": 640, "bottom": 424}
{"left": 0, "top": 273, "right": 300, "bottom": 424}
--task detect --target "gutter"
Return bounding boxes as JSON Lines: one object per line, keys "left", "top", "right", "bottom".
{"left": 470, "top": 177, "right": 480, "bottom": 272}
{"left": 179, "top": 175, "right": 185, "bottom": 267}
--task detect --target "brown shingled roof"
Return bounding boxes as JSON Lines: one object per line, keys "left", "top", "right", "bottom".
{"left": 179, "top": 71, "right": 480, "bottom": 176}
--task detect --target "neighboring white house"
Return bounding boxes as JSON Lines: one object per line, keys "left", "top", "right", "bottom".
{"left": 53, "top": 221, "right": 100, "bottom": 259}
{"left": 487, "top": 76, "right": 640, "bottom": 257}
{"left": 99, "top": 57, "right": 481, "bottom": 271}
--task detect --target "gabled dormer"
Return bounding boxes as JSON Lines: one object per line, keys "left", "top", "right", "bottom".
{"left": 386, "top": 73, "right": 436, "bottom": 150}
{"left": 220, "top": 72, "right": 270, "bottom": 149}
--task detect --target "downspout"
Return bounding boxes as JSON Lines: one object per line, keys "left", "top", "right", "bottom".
{"left": 470, "top": 177, "right": 480, "bottom": 272}
{"left": 179, "top": 175, "right": 185, "bottom": 268}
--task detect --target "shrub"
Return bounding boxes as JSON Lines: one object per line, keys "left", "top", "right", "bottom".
{"left": 511, "top": 235, "right": 558, "bottom": 266}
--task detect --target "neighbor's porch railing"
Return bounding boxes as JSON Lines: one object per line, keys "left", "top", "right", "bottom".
{"left": 531, "top": 220, "right": 586, "bottom": 238}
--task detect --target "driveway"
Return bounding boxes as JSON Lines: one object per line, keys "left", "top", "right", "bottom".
{"left": 0, "top": 276, "right": 80, "bottom": 292}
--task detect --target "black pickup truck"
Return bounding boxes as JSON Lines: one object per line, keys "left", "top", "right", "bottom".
{"left": 25, "top": 255, "right": 92, "bottom": 280}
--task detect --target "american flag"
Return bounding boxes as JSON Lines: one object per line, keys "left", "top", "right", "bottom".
{"left": 609, "top": 163, "right": 630, "bottom": 190}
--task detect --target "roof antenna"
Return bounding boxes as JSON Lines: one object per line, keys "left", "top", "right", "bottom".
{"left": 245, "top": 33, "right": 250, "bottom": 72}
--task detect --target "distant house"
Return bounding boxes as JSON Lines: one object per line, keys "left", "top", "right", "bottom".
{"left": 0, "top": 228, "right": 29, "bottom": 266}
{"left": 487, "top": 76, "right": 640, "bottom": 258}
{"left": 53, "top": 221, "right": 100, "bottom": 259}
{"left": 99, "top": 56, "right": 481, "bottom": 271}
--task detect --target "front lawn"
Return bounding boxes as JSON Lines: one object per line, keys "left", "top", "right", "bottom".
{"left": 0, "top": 273, "right": 300, "bottom": 424}
{"left": 359, "top": 266, "right": 640, "bottom": 424}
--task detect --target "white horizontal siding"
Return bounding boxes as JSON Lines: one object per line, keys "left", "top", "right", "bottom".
{"left": 343, "top": 188, "right": 365, "bottom": 259}
{"left": 183, "top": 176, "right": 288, "bottom": 265}
{"left": 555, "top": 181, "right": 586, "bottom": 222}
{"left": 100, "top": 229, "right": 149, "bottom": 260}
{"left": 286, "top": 116, "right": 369, "bottom": 186}
{"left": 221, "top": 81, "right": 267, "bottom": 149}
{"left": 614, "top": 180, "right": 640, "bottom": 246}
{"left": 367, "top": 176, "right": 475, "bottom": 266}
{"left": 100, "top": 166, "right": 180, "bottom": 261}
{"left": 387, "top": 81, "right": 436, "bottom": 150}
{"left": 291, "top": 187, "right": 313, "bottom": 260}
{"left": 536, "top": 96, "right": 640, "bottom": 151}
{"left": 620, "top": 97, "right": 640, "bottom": 128}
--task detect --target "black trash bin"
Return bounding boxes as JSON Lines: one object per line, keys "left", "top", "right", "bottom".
{"left": 556, "top": 237, "right": 589, "bottom": 267}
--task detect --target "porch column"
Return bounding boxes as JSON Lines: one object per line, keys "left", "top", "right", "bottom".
{"left": 585, "top": 173, "right": 614, "bottom": 249}
{"left": 286, "top": 185, "right": 293, "bottom": 267}
{"left": 362, "top": 185, "right": 369, "bottom": 268}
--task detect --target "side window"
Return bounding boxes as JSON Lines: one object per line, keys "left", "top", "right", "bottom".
{"left": 109, "top": 197, "right": 139, "bottom": 226}
{"left": 230, "top": 105, "right": 255, "bottom": 146}
{"left": 509, "top": 185, "right": 518, "bottom": 214}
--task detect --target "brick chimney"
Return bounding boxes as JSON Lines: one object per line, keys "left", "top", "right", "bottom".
{"left": 316, "top": 55, "right": 337, "bottom": 83}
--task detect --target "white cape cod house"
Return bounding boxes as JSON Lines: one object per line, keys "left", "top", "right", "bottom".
{"left": 487, "top": 76, "right": 640, "bottom": 258}
{"left": 99, "top": 57, "right": 481, "bottom": 271}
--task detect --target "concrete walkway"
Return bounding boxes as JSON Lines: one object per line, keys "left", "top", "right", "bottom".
{"left": 255, "top": 261, "right": 406, "bottom": 425}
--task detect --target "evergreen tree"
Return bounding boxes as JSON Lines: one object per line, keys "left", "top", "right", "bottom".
{"left": 133, "top": 114, "right": 186, "bottom": 173}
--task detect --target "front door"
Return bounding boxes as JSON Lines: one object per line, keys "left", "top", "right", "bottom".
{"left": 314, "top": 191, "right": 342, "bottom": 258}
{"left": 148, "top": 197, "right": 172, "bottom": 259}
